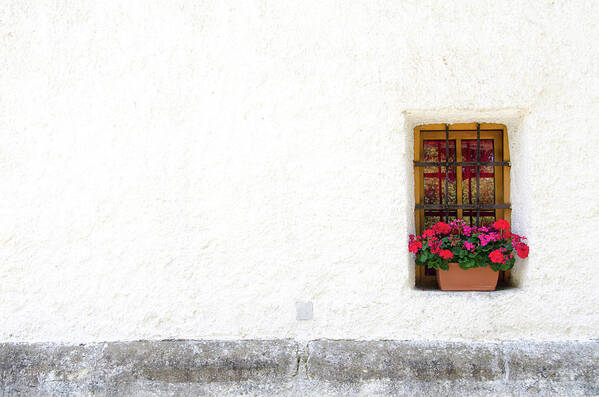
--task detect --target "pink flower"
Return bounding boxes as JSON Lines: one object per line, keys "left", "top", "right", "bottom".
{"left": 449, "top": 219, "right": 465, "bottom": 230}
{"left": 478, "top": 234, "right": 492, "bottom": 246}
{"left": 463, "top": 241, "right": 475, "bottom": 251}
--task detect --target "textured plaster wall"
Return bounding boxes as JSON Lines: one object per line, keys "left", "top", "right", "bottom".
{"left": 1, "top": 1, "right": 598, "bottom": 342}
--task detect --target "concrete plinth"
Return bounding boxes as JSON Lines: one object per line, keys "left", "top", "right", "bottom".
{"left": 1, "top": 340, "right": 598, "bottom": 396}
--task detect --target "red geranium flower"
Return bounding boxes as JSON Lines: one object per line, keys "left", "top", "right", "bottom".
{"left": 422, "top": 229, "right": 435, "bottom": 238}
{"left": 409, "top": 240, "right": 423, "bottom": 254}
{"left": 489, "top": 249, "right": 506, "bottom": 264}
{"left": 515, "top": 242, "right": 529, "bottom": 259}
{"left": 492, "top": 219, "right": 510, "bottom": 232}
{"left": 433, "top": 222, "right": 451, "bottom": 235}
{"left": 439, "top": 249, "right": 453, "bottom": 260}
{"left": 429, "top": 240, "right": 441, "bottom": 254}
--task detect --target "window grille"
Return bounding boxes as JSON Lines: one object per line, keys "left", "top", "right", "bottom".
{"left": 414, "top": 123, "right": 511, "bottom": 227}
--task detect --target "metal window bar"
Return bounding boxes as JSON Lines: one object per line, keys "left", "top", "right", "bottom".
{"left": 444, "top": 124, "right": 449, "bottom": 222}
{"left": 415, "top": 124, "right": 511, "bottom": 228}
{"left": 418, "top": 129, "right": 504, "bottom": 133}
{"left": 476, "top": 123, "right": 481, "bottom": 226}
{"left": 414, "top": 161, "right": 510, "bottom": 166}
{"left": 415, "top": 204, "right": 511, "bottom": 209}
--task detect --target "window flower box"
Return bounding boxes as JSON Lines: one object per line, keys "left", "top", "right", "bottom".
{"left": 436, "top": 262, "right": 499, "bottom": 291}
{"left": 409, "top": 219, "right": 529, "bottom": 291}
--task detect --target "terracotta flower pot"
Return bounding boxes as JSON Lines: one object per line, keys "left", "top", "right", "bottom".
{"left": 436, "top": 262, "right": 499, "bottom": 291}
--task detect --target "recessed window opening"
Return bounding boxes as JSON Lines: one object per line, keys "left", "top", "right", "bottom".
{"left": 413, "top": 123, "right": 511, "bottom": 286}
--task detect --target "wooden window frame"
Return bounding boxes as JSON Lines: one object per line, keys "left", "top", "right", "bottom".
{"left": 413, "top": 123, "right": 511, "bottom": 287}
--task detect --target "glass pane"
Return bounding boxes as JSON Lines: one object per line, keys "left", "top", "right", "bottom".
{"left": 461, "top": 139, "right": 495, "bottom": 227}
{"left": 462, "top": 139, "right": 495, "bottom": 198}
{"left": 423, "top": 211, "right": 457, "bottom": 230}
{"left": 423, "top": 140, "right": 456, "bottom": 206}
{"left": 463, "top": 211, "right": 495, "bottom": 227}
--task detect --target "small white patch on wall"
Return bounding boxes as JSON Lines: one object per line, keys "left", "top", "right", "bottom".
{"left": 296, "top": 301, "right": 313, "bottom": 321}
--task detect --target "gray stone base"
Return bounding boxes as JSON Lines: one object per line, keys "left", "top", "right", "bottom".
{"left": 1, "top": 340, "right": 598, "bottom": 396}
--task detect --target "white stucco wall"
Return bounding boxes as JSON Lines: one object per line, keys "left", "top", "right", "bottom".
{"left": 1, "top": 1, "right": 598, "bottom": 342}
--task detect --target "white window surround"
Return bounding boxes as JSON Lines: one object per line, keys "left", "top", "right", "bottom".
{"left": 402, "top": 108, "right": 531, "bottom": 289}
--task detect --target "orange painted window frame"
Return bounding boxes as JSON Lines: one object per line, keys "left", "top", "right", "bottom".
{"left": 413, "top": 123, "right": 511, "bottom": 287}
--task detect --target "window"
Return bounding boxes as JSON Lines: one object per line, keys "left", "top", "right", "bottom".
{"left": 413, "top": 123, "right": 511, "bottom": 286}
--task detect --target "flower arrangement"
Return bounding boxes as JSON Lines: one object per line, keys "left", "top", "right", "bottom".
{"left": 409, "top": 219, "right": 529, "bottom": 272}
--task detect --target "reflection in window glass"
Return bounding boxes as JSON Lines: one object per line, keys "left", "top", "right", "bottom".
{"left": 462, "top": 140, "right": 496, "bottom": 226}
{"left": 423, "top": 141, "right": 456, "bottom": 233}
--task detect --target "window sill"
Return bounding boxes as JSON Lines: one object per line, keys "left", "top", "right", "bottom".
{"left": 413, "top": 282, "right": 520, "bottom": 296}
